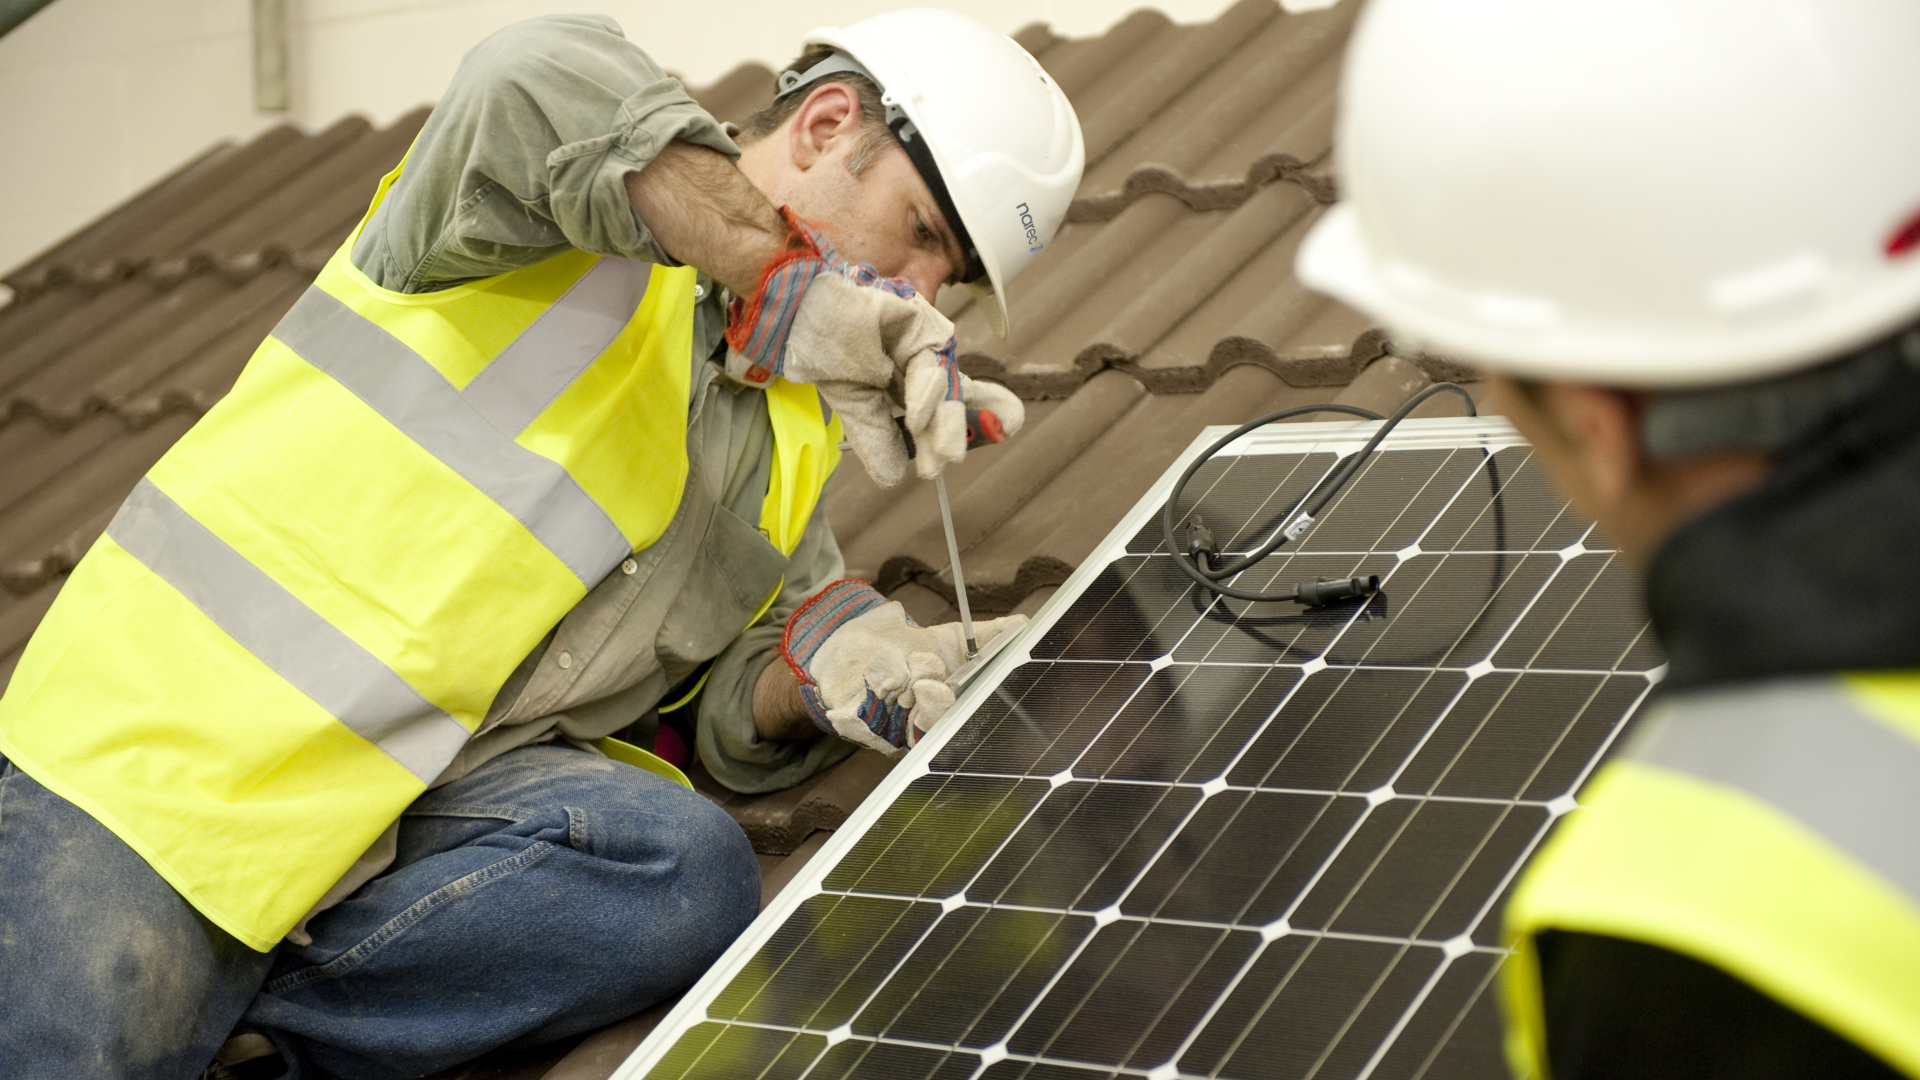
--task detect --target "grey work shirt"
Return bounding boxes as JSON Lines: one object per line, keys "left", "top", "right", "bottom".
{"left": 352, "top": 14, "right": 856, "bottom": 795}
{"left": 291, "top": 14, "right": 854, "bottom": 942}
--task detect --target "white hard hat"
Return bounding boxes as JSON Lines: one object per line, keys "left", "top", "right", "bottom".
{"left": 782, "top": 9, "right": 1084, "bottom": 340}
{"left": 1296, "top": 0, "right": 1920, "bottom": 387}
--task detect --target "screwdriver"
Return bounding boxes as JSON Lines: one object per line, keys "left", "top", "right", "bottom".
{"left": 936, "top": 475, "right": 976, "bottom": 658}
{"left": 889, "top": 408, "right": 1006, "bottom": 660}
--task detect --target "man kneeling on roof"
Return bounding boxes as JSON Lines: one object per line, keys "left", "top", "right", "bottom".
{"left": 0, "top": 11, "right": 1083, "bottom": 1079}
{"left": 1301, "top": 0, "right": 1920, "bottom": 1076}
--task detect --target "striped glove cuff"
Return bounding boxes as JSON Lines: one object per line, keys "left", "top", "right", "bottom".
{"left": 935, "top": 339, "right": 962, "bottom": 404}
{"left": 725, "top": 207, "right": 830, "bottom": 386}
{"left": 782, "top": 577, "right": 888, "bottom": 717}
{"left": 724, "top": 208, "right": 960, "bottom": 406}
{"left": 799, "top": 684, "right": 915, "bottom": 746}
{"left": 781, "top": 579, "right": 928, "bottom": 745}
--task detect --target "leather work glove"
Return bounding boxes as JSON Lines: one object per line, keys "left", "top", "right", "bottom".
{"left": 782, "top": 580, "right": 1026, "bottom": 753}
{"left": 725, "top": 208, "right": 1024, "bottom": 486}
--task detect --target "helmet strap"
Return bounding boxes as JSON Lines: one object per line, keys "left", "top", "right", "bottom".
{"left": 775, "top": 52, "right": 875, "bottom": 99}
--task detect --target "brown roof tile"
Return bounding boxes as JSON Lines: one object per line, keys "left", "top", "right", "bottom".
{"left": 683, "top": 63, "right": 777, "bottom": 126}
{"left": 1054, "top": 0, "right": 1349, "bottom": 209}
{"left": 690, "top": 748, "right": 898, "bottom": 855}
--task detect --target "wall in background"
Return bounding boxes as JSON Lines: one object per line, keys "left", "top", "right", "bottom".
{"left": 0, "top": 0, "right": 1266, "bottom": 275}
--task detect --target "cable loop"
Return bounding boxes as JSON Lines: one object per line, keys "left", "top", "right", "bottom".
{"left": 1161, "top": 383, "right": 1478, "bottom": 603}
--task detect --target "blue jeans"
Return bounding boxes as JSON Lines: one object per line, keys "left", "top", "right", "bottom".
{"left": 0, "top": 744, "right": 760, "bottom": 1080}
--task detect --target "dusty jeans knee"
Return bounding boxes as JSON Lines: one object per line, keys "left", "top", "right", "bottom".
{"left": 0, "top": 744, "right": 760, "bottom": 1080}
{"left": 0, "top": 754, "right": 274, "bottom": 1080}
{"left": 244, "top": 744, "right": 761, "bottom": 1080}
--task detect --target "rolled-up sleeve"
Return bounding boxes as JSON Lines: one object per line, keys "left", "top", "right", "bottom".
{"left": 352, "top": 14, "right": 739, "bottom": 292}
{"left": 695, "top": 501, "right": 859, "bottom": 794}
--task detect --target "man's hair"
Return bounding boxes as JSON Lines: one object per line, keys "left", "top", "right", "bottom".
{"left": 1638, "top": 324, "right": 1920, "bottom": 459}
{"left": 1510, "top": 320, "right": 1920, "bottom": 460}
{"left": 740, "top": 47, "right": 896, "bottom": 176}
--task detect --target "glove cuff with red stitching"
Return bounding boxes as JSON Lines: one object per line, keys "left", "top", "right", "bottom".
{"left": 782, "top": 580, "right": 906, "bottom": 741}
{"left": 724, "top": 207, "right": 964, "bottom": 415}
{"left": 725, "top": 206, "right": 829, "bottom": 387}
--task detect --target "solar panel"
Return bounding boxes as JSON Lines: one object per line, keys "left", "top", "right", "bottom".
{"left": 616, "top": 416, "right": 1663, "bottom": 1080}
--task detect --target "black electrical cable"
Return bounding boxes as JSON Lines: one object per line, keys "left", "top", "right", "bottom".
{"left": 1162, "top": 383, "right": 1479, "bottom": 603}
{"left": 1184, "top": 583, "right": 1387, "bottom": 662}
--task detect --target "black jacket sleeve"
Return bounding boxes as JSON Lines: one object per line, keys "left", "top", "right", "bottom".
{"left": 1538, "top": 931, "right": 1902, "bottom": 1080}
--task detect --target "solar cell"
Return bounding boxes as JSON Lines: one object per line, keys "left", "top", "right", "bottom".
{"left": 617, "top": 417, "right": 1662, "bottom": 1080}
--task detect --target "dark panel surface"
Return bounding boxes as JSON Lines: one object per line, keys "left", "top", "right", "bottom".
{"left": 854, "top": 908, "right": 1094, "bottom": 1047}
{"left": 1010, "top": 922, "right": 1260, "bottom": 1068}
{"left": 645, "top": 443, "right": 1656, "bottom": 1080}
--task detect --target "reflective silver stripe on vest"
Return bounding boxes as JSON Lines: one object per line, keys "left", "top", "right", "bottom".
{"left": 1631, "top": 679, "right": 1920, "bottom": 907}
{"left": 462, "top": 256, "right": 650, "bottom": 435}
{"left": 108, "top": 478, "right": 471, "bottom": 784}
{"left": 272, "top": 287, "right": 631, "bottom": 587}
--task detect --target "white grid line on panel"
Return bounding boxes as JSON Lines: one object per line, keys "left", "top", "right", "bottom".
{"left": 852, "top": 904, "right": 1092, "bottom": 1069}
{"left": 810, "top": 892, "right": 1515, "bottom": 954}
{"left": 1350, "top": 952, "right": 1473, "bottom": 1080}
{"left": 1029, "top": 658, "right": 1660, "bottom": 678}
{"left": 1394, "top": 950, "right": 1512, "bottom": 1080}
{"left": 1568, "top": 673, "right": 1661, "bottom": 795}
{"left": 932, "top": 771, "right": 1599, "bottom": 803}
{"left": 1164, "top": 546, "right": 1619, "bottom": 560}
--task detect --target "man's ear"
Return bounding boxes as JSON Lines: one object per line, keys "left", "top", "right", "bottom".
{"left": 786, "top": 82, "right": 864, "bottom": 172}
{"left": 1543, "top": 384, "right": 1645, "bottom": 506}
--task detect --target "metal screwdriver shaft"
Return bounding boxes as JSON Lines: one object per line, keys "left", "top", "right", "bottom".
{"left": 934, "top": 476, "right": 978, "bottom": 658}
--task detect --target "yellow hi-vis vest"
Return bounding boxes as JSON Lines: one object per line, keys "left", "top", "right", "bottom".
{"left": 0, "top": 156, "right": 842, "bottom": 952}
{"left": 1503, "top": 675, "right": 1920, "bottom": 1078}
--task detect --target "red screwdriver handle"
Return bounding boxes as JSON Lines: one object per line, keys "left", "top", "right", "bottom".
{"left": 892, "top": 409, "right": 1007, "bottom": 459}
{"left": 966, "top": 409, "right": 1005, "bottom": 449}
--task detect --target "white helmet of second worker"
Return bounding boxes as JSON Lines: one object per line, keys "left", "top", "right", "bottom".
{"left": 1296, "top": 0, "right": 1920, "bottom": 387}
{"left": 782, "top": 8, "right": 1085, "bottom": 340}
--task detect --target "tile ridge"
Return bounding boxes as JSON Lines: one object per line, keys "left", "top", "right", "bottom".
{"left": 1068, "top": 155, "right": 1335, "bottom": 224}
{"left": 3, "top": 522, "right": 99, "bottom": 598}
{"left": 1, "top": 386, "right": 217, "bottom": 439}
{"left": 2, "top": 248, "right": 325, "bottom": 305}
{"left": 874, "top": 553, "right": 1077, "bottom": 615}
{"left": 958, "top": 329, "right": 1454, "bottom": 399}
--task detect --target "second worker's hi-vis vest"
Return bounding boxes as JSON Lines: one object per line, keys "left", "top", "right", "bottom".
{"left": 0, "top": 156, "right": 842, "bottom": 952}
{"left": 1503, "top": 675, "right": 1920, "bottom": 1078}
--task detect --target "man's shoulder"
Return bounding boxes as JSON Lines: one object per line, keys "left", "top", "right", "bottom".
{"left": 469, "top": 13, "right": 630, "bottom": 55}
{"left": 447, "top": 13, "right": 652, "bottom": 93}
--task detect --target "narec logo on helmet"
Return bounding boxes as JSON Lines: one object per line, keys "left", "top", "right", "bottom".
{"left": 1017, "top": 202, "right": 1044, "bottom": 255}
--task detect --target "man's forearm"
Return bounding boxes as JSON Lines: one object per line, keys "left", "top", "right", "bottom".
{"left": 752, "top": 659, "right": 821, "bottom": 742}
{"left": 624, "top": 142, "right": 785, "bottom": 295}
